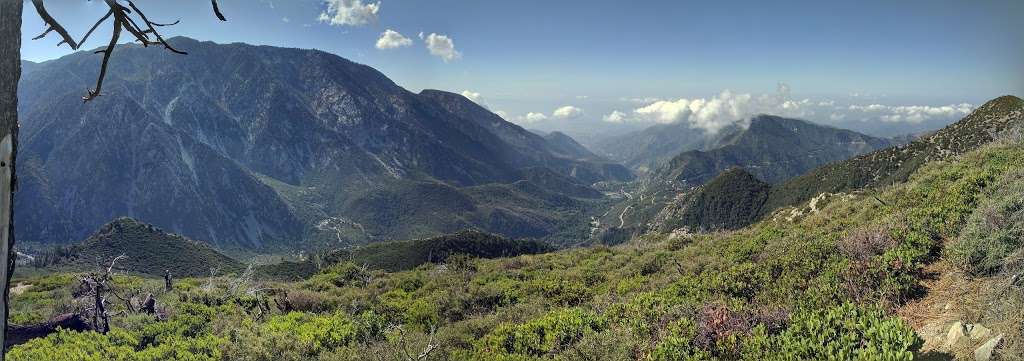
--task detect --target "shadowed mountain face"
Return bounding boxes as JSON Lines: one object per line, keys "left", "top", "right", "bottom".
{"left": 16, "top": 37, "right": 630, "bottom": 250}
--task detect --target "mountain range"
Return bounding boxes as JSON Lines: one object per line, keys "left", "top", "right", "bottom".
{"left": 648, "top": 95, "right": 1024, "bottom": 233}
{"left": 15, "top": 37, "right": 630, "bottom": 251}
{"left": 598, "top": 115, "right": 901, "bottom": 234}
{"left": 652, "top": 115, "right": 895, "bottom": 185}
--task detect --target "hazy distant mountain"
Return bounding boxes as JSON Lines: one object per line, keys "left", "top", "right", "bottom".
{"left": 653, "top": 115, "right": 894, "bottom": 185}
{"left": 16, "top": 37, "right": 629, "bottom": 250}
{"left": 542, "top": 131, "right": 601, "bottom": 160}
{"left": 590, "top": 121, "right": 720, "bottom": 173}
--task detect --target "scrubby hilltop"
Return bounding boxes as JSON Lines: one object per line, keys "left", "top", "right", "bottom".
{"left": 55, "top": 218, "right": 243, "bottom": 277}
{"left": 763, "top": 95, "right": 1024, "bottom": 213}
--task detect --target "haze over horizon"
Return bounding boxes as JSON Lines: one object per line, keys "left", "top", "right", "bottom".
{"left": 20, "top": 0, "right": 1024, "bottom": 139}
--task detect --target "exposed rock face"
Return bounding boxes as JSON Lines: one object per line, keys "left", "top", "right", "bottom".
{"left": 946, "top": 321, "right": 967, "bottom": 349}
{"left": 16, "top": 37, "right": 627, "bottom": 249}
{"left": 974, "top": 334, "right": 1003, "bottom": 361}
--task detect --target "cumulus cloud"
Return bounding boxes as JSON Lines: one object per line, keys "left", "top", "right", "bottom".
{"left": 422, "top": 33, "right": 461, "bottom": 62}
{"left": 460, "top": 90, "right": 488, "bottom": 109}
{"left": 375, "top": 29, "right": 412, "bottom": 49}
{"left": 523, "top": 112, "right": 548, "bottom": 123}
{"left": 552, "top": 106, "right": 584, "bottom": 120}
{"left": 632, "top": 90, "right": 758, "bottom": 133}
{"left": 319, "top": 0, "right": 380, "bottom": 27}
{"left": 612, "top": 85, "right": 974, "bottom": 134}
{"left": 602, "top": 110, "right": 628, "bottom": 123}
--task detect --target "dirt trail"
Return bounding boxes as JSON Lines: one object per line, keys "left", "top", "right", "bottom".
{"left": 897, "top": 261, "right": 1007, "bottom": 358}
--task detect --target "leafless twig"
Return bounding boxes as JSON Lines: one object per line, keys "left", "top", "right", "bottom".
{"left": 29, "top": 0, "right": 227, "bottom": 101}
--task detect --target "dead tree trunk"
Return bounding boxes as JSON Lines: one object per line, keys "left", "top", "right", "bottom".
{"left": 4, "top": 313, "right": 91, "bottom": 349}
{"left": 164, "top": 270, "right": 172, "bottom": 291}
{"left": 0, "top": 1, "right": 23, "bottom": 358}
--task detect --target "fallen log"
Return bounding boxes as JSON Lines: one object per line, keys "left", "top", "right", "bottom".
{"left": 5, "top": 313, "right": 92, "bottom": 348}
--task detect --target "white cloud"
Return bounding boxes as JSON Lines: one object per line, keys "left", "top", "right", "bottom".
{"left": 282, "top": 17, "right": 290, "bottom": 23}
{"left": 423, "top": 33, "right": 461, "bottom": 62}
{"left": 494, "top": 110, "right": 509, "bottom": 119}
{"left": 319, "top": 0, "right": 380, "bottom": 27}
{"left": 847, "top": 103, "right": 974, "bottom": 123}
{"left": 602, "top": 110, "right": 628, "bottom": 123}
{"left": 575, "top": 95, "right": 589, "bottom": 100}
{"left": 610, "top": 85, "right": 973, "bottom": 132}
{"left": 633, "top": 90, "right": 756, "bottom": 133}
{"left": 552, "top": 106, "right": 584, "bottom": 120}
{"left": 375, "top": 29, "right": 412, "bottom": 49}
{"left": 460, "top": 90, "right": 488, "bottom": 109}
{"left": 625, "top": 87, "right": 819, "bottom": 133}
{"left": 523, "top": 112, "right": 548, "bottom": 123}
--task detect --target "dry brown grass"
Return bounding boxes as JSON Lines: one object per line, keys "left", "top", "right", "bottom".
{"left": 897, "top": 259, "right": 1021, "bottom": 359}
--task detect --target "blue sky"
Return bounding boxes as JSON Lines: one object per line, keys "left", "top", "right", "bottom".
{"left": 20, "top": 0, "right": 1024, "bottom": 138}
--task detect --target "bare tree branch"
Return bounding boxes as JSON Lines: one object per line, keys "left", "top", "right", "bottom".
{"left": 29, "top": 0, "right": 228, "bottom": 102}
{"left": 82, "top": 18, "right": 120, "bottom": 102}
{"left": 30, "top": 0, "right": 79, "bottom": 49}
{"left": 105, "top": 252, "right": 126, "bottom": 275}
{"left": 77, "top": 9, "right": 114, "bottom": 47}
{"left": 125, "top": 1, "right": 187, "bottom": 54}
{"left": 212, "top": 0, "right": 227, "bottom": 21}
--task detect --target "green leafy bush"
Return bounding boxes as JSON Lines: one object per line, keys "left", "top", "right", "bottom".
{"left": 946, "top": 170, "right": 1024, "bottom": 276}
{"left": 478, "top": 307, "right": 607, "bottom": 357}
{"left": 742, "top": 303, "right": 921, "bottom": 360}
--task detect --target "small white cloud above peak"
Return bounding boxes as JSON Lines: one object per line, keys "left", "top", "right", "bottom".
{"left": 375, "top": 29, "right": 412, "bottom": 49}
{"left": 460, "top": 90, "right": 488, "bottom": 109}
{"left": 521, "top": 112, "right": 548, "bottom": 123}
{"left": 552, "top": 106, "right": 584, "bottom": 120}
{"left": 423, "top": 33, "right": 462, "bottom": 62}
{"left": 319, "top": 0, "right": 380, "bottom": 27}
{"left": 602, "top": 110, "right": 628, "bottom": 123}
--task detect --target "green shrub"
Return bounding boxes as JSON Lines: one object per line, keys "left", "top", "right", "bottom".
{"left": 222, "top": 311, "right": 359, "bottom": 360}
{"left": 946, "top": 170, "right": 1024, "bottom": 276}
{"left": 742, "top": 303, "right": 921, "bottom": 360}
{"left": 7, "top": 328, "right": 138, "bottom": 361}
{"left": 478, "top": 307, "right": 607, "bottom": 357}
